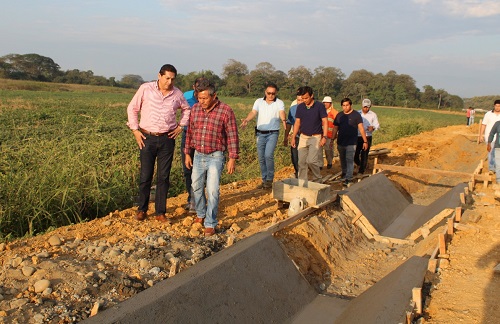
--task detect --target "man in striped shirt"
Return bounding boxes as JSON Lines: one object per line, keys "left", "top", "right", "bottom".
{"left": 127, "top": 64, "right": 190, "bottom": 223}
{"left": 184, "top": 79, "right": 239, "bottom": 236}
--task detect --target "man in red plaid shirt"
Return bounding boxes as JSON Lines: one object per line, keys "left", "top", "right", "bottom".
{"left": 184, "top": 79, "right": 239, "bottom": 236}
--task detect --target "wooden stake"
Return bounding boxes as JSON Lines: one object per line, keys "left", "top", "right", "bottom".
{"left": 438, "top": 233, "right": 446, "bottom": 255}
{"left": 428, "top": 258, "right": 438, "bottom": 272}
{"left": 447, "top": 217, "right": 454, "bottom": 235}
{"left": 455, "top": 207, "right": 462, "bottom": 222}
{"left": 412, "top": 287, "right": 422, "bottom": 314}
{"left": 460, "top": 192, "right": 465, "bottom": 204}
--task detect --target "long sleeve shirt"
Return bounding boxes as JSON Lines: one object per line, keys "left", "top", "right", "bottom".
{"left": 127, "top": 81, "right": 190, "bottom": 132}
{"left": 488, "top": 120, "right": 500, "bottom": 149}
{"left": 184, "top": 100, "right": 239, "bottom": 159}
{"left": 357, "top": 110, "right": 380, "bottom": 137}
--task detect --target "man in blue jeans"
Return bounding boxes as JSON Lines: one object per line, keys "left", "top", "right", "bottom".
{"left": 332, "top": 98, "right": 368, "bottom": 186}
{"left": 184, "top": 79, "right": 239, "bottom": 236}
{"left": 241, "top": 82, "right": 286, "bottom": 189}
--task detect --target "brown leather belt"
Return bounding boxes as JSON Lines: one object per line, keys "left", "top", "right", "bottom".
{"left": 140, "top": 128, "right": 168, "bottom": 136}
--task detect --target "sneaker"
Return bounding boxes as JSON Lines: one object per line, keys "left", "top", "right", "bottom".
{"left": 204, "top": 227, "right": 216, "bottom": 236}
{"left": 262, "top": 180, "right": 273, "bottom": 189}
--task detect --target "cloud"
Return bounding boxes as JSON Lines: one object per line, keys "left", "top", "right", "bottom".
{"left": 414, "top": 0, "right": 500, "bottom": 17}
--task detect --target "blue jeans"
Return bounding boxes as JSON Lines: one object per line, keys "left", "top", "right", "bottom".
{"left": 495, "top": 148, "right": 500, "bottom": 182}
{"left": 138, "top": 134, "right": 175, "bottom": 215}
{"left": 488, "top": 146, "right": 496, "bottom": 172}
{"left": 256, "top": 131, "right": 279, "bottom": 182}
{"left": 191, "top": 151, "right": 225, "bottom": 228}
{"left": 180, "top": 128, "right": 195, "bottom": 204}
{"left": 338, "top": 144, "right": 356, "bottom": 181}
{"left": 354, "top": 136, "right": 372, "bottom": 173}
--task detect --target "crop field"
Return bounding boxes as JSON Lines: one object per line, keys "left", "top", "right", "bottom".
{"left": 0, "top": 80, "right": 467, "bottom": 239}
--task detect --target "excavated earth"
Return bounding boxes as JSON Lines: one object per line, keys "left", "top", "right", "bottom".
{"left": 0, "top": 124, "right": 498, "bottom": 323}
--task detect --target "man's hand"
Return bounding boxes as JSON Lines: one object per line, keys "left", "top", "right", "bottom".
{"left": 133, "top": 130, "right": 146, "bottom": 149}
{"left": 185, "top": 154, "right": 193, "bottom": 170}
{"left": 168, "top": 125, "right": 183, "bottom": 139}
{"left": 227, "top": 158, "right": 236, "bottom": 174}
{"left": 487, "top": 143, "right": 492, "bottom": 152}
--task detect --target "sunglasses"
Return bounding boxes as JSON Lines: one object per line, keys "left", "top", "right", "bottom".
{"left": 266, "top": 92, "right": 276, "bottom": 95}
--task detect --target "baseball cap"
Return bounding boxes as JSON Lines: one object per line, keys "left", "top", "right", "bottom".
{"left": 362, "top": 98, "right": 372, "bottom": 108}
{"left": 322, "top": 96, "right": 332, "bottom": 103}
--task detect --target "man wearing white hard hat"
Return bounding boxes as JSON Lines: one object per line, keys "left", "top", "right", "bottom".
{"left": 354, "top": 98, "right": 380, "bottom": 174}
{"left": 322, "top": 96, "right": 338, "bottom": 169}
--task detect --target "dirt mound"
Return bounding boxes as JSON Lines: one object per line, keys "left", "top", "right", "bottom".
{"left": 0, "top": 124, "right": 498, "bottom": 323}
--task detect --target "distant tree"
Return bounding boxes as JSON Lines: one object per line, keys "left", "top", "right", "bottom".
{"left": 0, "top": 53, "right": 61, "bottom": 81}
{"left": 309, "top": 66, "right": 345, "bottom": 99}
{"left": 221, "top": 59, "right": 248, "bottom": 96}
{"left": 247, "top": 62, "right": 278, "bottom": 96}
{"left": 341, "top": 69, "right": 375, "bottom": 100}
{"left": 420, "top": 85, "right": 438, "bottom": 108}
{"left": 119, "top": 74, "right": 144, "bottom": 89}
{"left": 286, "top": 66, "right": 312, "bottom": 94}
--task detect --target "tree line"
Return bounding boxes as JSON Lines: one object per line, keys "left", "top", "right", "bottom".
{"left": 0, "top": 53, "right": 464, "bottom": 109}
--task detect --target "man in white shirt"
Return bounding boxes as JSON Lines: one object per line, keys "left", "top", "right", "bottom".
{"left": 354, "top": 98, "right": 380, "bottom": 174}
{"left": 479, "top": 100, "right": 500, "bottom": 174}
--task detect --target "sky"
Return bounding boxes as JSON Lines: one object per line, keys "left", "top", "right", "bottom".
{"left": 1, "top": 0, "right": 500, "bottom": 98}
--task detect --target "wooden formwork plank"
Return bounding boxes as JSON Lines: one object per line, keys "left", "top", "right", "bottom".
{"left": 374, "top": 163, "right": 473, "bottom": 178}
{"left": 412, "top": 287, "right": 423, "bottom": 314}
{"left": 373, "top": 234, "right": 411, "bottom": 245}
{"left": 407, "top": 208, "right": 454, "bottom": 241}
{"left": 455, "top": 207, "right": 462, "bottom": 222}
{"left": 438, "top": 233, "right": 447, "bottom": 255}
{"left": 447, "top": 217, "right": 454, "bottom": 235}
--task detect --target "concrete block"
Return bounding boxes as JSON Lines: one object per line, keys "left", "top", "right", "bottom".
{"left": 273, "top": 178, "right": 330, "bottom": 207}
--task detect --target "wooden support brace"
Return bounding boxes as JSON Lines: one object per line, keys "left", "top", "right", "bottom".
{"left": 455, "top": 207, "right": 462, "bottom": 222}
{"left": 412, "top": 287, "right": 422, "bottom": 314}
{"left": 427, "top": 258, "right": 438, "bottom": 273}
{"left": 460, "top": 192, "right": 465, "bottom": 204}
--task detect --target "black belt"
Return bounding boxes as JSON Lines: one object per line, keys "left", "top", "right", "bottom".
{"left": 256, "top": 129, "right": 279, "bottom": 134}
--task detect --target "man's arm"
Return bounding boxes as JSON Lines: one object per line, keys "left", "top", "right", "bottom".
{"left": 358, "top": 123, "right": 368, "bottom": 150}
{"left": 479, "top": 123, "right": 486, "bottom": 143}
{"left": 291, "top": 118, "right": 301, "bottom": 148}
{"left": 240, "top": 110, "right": 258, "bottom": 129}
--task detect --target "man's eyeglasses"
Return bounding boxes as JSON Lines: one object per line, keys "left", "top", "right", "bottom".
{"left": 266, "top": 92, "right": 276, "bottom": 95}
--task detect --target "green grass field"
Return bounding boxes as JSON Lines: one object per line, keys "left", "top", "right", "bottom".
{"left": 0, "top": 79, "right": 468, "bottom": 239}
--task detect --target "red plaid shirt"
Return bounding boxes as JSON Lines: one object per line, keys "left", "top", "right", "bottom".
{"left": 184, "top": 99, "right": 239, "bottom": 159}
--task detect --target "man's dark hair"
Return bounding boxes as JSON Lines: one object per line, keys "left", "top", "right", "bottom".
{"left": 159, "top": 64, "right": 177, "bottom": 77}
{"left": 297, "top": 86, "right": 313, "bottom": 96}
{"left": 341, "top": 97, "right": 352, "bottom": 105}
{"left": 196, "top": 79, "right": 216, "bottom": 96}
{"left": 494, "top": 99, "right": 500, "bottom": 105}
{"left": 265, "top": 82, "right": 279, "bottom": 91}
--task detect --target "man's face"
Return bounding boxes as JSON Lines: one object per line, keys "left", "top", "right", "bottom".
{"left": 296, "top": 95, "right": 303, "bottom": 105}
{"left": 301, "top": 93, "right": 314, "bottom": 106}
{"left": 197, "top": 90, "right": 217, "bottom": 109}
{"left": 265, "top": 87, "right": 277, "bottom": 101}
{"left": 157, "top": 71, "right": 176, "bottom": 90}
{"left": 323, "top": 102, "right": 332, "bottom": 109}
{"left": 494, "top": 104, "right": 500, "bottom": 112}
{"left": 342, "top": 101, "right": 352, "bottom": 113}
{"left": 362, "top": 106, "right": 370, "bottom": 113}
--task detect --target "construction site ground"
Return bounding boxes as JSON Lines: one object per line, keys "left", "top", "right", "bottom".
{"left": 0, "top": 124, "right": 498, "bottom": 323}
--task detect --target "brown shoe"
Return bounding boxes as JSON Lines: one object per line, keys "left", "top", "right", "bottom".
{"left": 194, "top": 217, "right": 204, "bottom": 224}
{"left": 204, "top": 227, "right": 216, "bottom": 236}
{"left": 135, "top": 211, "right": 147, "bottom": 221}
{"left": 155, "top": 214, "right": 171, "bottom": 224}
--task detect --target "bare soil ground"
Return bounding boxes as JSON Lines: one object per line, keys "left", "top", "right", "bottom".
{"left": 0, "top": 124, "right": 498, "bottom": 323}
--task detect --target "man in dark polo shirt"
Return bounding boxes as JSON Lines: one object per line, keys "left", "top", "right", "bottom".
{"left": 291, "top": 86, "right": 328, "bottom": 184}
{"left": 332, "top": 97, "right": 368, "bottom": 186}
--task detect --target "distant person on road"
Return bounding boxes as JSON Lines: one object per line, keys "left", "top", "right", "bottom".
{"left": 331, "top": 98, "right": 368, "bottom": 186}
{"left": 241, "top": 82, "right": 286, "bottom": 189}
{"left": 354, "top": 98, "right": 380, "bottom": 174}
{"left": 486, "top": 120, "right": 500, "bottom": 184}
{"left": 291, "top": 86, "right": 328, "bottom": 184}
{"left": 466, "top": 107, "right": 472, "bottom": 126}
{"left": 322, "top": 96, "right": 338, "bottom": 169}
{"left": 184, "top": 79, "right": 239, "bottom": 236}
{"left": 283, "top": 89, "right": 303, "bottom": 178}
{"left": 479, "top": 100, "right": 500, "bottom": 174}
{"left": 127, "top": 64, "right": 190, "bottom": 223}
{"left": 469, "top": 107, "right": 475, "bottom": 126}
{"left": 181, "top": 77, "right": 206, "bottom": 214}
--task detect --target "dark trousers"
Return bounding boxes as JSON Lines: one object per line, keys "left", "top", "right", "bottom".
{"left": 181, "top": 128, "right": 195, "bottom": 203}
{"left": 138, "top": 134, "right": 175, "bottom": 215}
{"left": 354, "top": 136, "right": 372, "bottom": 174}
{"left": 291, "top": 136, "right": 300, "bottom": 177}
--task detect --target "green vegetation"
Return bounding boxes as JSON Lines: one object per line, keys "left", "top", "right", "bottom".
{"left": 0, "top": 80, "right": 466, "bottom": 240}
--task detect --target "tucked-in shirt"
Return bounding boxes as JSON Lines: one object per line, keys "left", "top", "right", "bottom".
{"left": 127, "top": 81, "right": 190, "bottom": 132}
{"left": 334, "top": 110, "right": 363, "bottom": 146}
{"left": 488, "top": 120, "right": 500, "bottom": 149}
{"left": 184, "top": 100, "right": 239, "bottom": 159}
{"left": 295, "top": 101, "right": 327, "bottom": 136}
{"left": 252, "top": 98, "right": 285, "bottom": 131}
{"left": 357, "top": 110, "right": 380, "bottom": 137}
